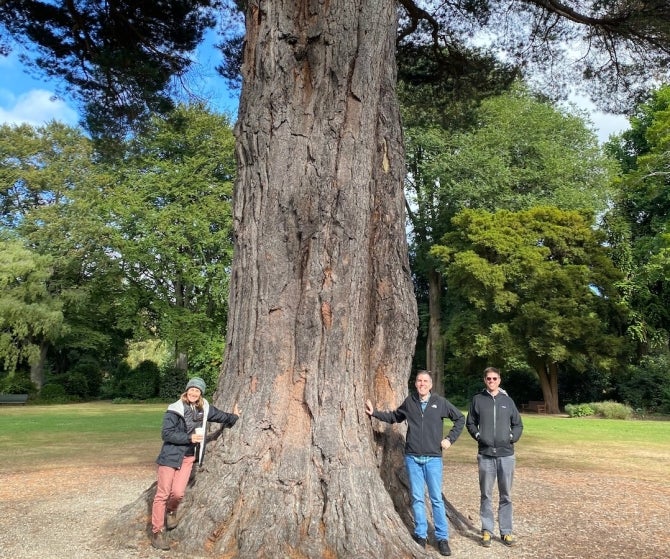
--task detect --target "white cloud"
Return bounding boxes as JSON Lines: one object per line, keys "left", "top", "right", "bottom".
{"left": 567, "top": 93, "right": 630, "bottom": 144}
{"left": 0, "top": 89, "right": 79, "bottom": 127}
{"left": 589, "top": 110, "right": 630, "bottom": 144}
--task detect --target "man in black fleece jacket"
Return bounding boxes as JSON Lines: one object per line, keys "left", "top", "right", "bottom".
{"left": 466, "top": 367, "right": 523, "bottom": 548}
{"left": 366, "top": 370, "right": 464, "bottom": 556}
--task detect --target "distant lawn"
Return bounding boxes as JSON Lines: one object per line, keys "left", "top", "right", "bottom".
{"left": 0, "top": 401, "right": 166, "bottom": 473}
{"left": 448, "top": 413, "right": 670, "bottom": 483}
{"left": 1, "top": 403, "right": 669, "bottom": 484}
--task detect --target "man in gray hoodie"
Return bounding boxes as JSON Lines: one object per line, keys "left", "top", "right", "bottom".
{"left": 466, "top": 367, "right": 523, "bottom": 548}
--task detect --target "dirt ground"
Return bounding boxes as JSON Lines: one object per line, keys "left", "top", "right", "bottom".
{"left": 0, "top": 460, "right": 668, "bottom": 558}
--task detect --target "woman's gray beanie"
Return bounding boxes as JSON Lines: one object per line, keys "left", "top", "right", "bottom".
{"left": 185, "top": 377, "right": 206, "bottom": 394}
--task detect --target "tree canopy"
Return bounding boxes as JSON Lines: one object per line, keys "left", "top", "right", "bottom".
{"left": 405, "top": 83, "right": 616, "bottom": 390}
{"left": 0, "top": 106, "right": 236, "bottom": 394}
{"left": 431, "top": 206, "right": 628, "bottom": 412}
{"left": 2, "top": 1, "right": 669, "bottom": 137}
{"left": 0, "top": 239, "right": 64, "bottom": 378}
{"left": 605, "top": 85, "right": 670, "bottom": 353}
{"left": 106, "top": 103, "right": 236, "bottom": 378}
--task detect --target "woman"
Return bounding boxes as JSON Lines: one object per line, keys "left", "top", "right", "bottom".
{"left": 150, "top": 377, "right": 240, "bottom": 550}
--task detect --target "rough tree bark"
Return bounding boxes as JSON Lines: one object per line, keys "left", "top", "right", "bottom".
{"left": 107, "top": 1, "right": 428, "bottom": 557}
{"left": 29, "top": 341, "right": 48, "bottom": 390}
{"left": 536, "top": 362, "right": 560, "bottom": 414}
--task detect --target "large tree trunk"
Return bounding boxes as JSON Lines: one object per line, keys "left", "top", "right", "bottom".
{"left": 107, "top": 1, "right": 423, "bottom": 556}
{"left": 29, "top": 341, "right": 48, "bottom": 390}
{"left": 536, "top": 362, "right": 560, "bottom": 414}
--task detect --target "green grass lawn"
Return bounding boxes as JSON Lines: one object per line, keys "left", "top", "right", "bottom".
{"left": 1, "top": 403, "right": 669, "bottom": 483}
{"left": 0, "top": 401, "right": 166, "bottom": 472}
{"left": 448, "top": 413, "right": 670, "bottom": 483}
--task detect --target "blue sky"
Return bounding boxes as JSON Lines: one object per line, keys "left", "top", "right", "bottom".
{"left": 0, "top": 35, "right": 240, "bottom": 129}
{"left": 0, "top": 42, "right": 628, "bottom": 143}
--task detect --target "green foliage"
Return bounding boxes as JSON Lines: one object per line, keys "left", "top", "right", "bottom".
{"left": 565, "top": 401, "right": 633, "bottom": 419}
{"left": 498, "top": 367, "right": 542, "bottom": 405}
{"left": 432, "top": 206, "right": 628, "bottom": 398}
{"left": 63, "top": 370, "right": 89, "bottom": 399}
{"left": 565, "top": 403, "right": 595, "bottom": 417}
{"left": 604, "top": 85, "right": 670, "bottom": 354}
{"left": 591, "top": 401, "right": 634, "bottom": 420}
{"left": 38, "top": 383, "right": 67, "bottom": 401}
{"left": 0, "top": 110, "right": 234, "bottom": 398}
{"left": 186, "top": 338, "right": 224, "bottom": 391}
{"left": 0, "top": 121, "right": 134, "bottom": 386}
{"left": 125, "top": 360, "right": 161, "bottom": 400}
{"left": 617, "top": 354, "right": 670, "bottom": 414}
{"left": 0, "top": 239, "right": 65, "bottom": 375}
{"left": 404, "top": 83, "right": 618, "bottom": 389}
{"left": 66, "top": 357, "right": 103, "bottom": 398}
{"left": 125, "top": 340, "right": 170, "bottom": 370}
{"left": 159, "top": 366, "right": 189, "bottom": 401}
{"left": 105, "top": 104, "right": 235, "bottom": 373}
{"left": 0, "top": 371, "right": 36, "bottom": 395}
{"left": 406, "top": 84, "right": 614, "bottom": 239}
{"left": 397, "top": 43, "right": 518, "bottom": 130}
{"left": 559, "top": 366, "right": 616, "bottom": 406}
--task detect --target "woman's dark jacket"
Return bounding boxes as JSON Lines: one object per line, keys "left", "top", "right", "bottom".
{"left": 372, "top": 392, "right": 465, "bottom": 457}
{"left": 156, "top": 398, "right": 238, "bottom": 468}
{"left": 466, "top": 389, "right": 523, "bottom": 457}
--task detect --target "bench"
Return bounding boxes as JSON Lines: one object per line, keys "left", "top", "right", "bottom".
{"left": 521, "top": 400, "right": 546, "bottom": 414}
{"left": 0, "top": 394, "right": 29, "bottom": 405}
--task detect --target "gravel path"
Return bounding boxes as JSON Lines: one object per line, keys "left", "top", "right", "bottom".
{"left": 1, "top": 461, "right": 668, "bottom": 558}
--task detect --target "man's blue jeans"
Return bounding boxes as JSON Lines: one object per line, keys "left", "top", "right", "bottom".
{"left": 404, "top": 455, "right": 449, "bottom": 541}
{"left": 478, "top": 454, "right": 515, "bottom": 535}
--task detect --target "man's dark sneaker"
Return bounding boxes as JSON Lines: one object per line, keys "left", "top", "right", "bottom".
{"left": 412, "top": 534, "right": 427, "bottom": 548}
{"left": 151, "top": 529, "right": 170, "bottom": 551}
{"left": 501, "top": 533, "right": 517, "bottom": 547}
{"left": 481, "top": 530, "right": 492, "bottom": 547}
{"left": 437, "top": 539, "right": 451, "bottom": 556}
{"left": 166, "top": 509, "right": 184, "bottom": 530}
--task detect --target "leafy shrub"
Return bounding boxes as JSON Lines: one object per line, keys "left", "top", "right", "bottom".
{"left": 123, "top": 360, "right": 160, "bottom": 400}
{"left": 64, "top": 370, "right": 90, "bottom": 398}
{"left": 64, "top": 358, "right": 103, "bottom": 398}
{"left": 565, "top": 401, "right": 633, "bottom": 419}
{"left": 159, "top": 366, "right": 189, "bottom": 400}
{"left": 617, "top": 355, "right": 670, "bottom": 414}
{"left": 565, "top": 403, "right": 595, "bottom": 417}
{"left": 591, "top": 401, "right": 633, "bottom": 420}
{"left": 99, "top": 361, "right": 132, "bottom": 399}
{"left": 0, "top": 373, "right": 36, "bottom": 395}
{"left": 39, "top": 383, "right": 66, "bottom": 400}
{"left": 34, "top": 383, "right": 79, "bottom": 404}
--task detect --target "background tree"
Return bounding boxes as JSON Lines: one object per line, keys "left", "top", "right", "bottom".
{"left": 405, "top": 83, "right": 615, "bottom": 394}
{"left": 0, "top": 239, "right": 64, "bottom": 388}
{"left": 0, "top": 110, "right": 235, "bottom": 397}
{"left": 0, "top": 0, "right": 220, "bottom": 140}
{"left": 399, "top": 46, "right": 518, "bottom": 393}
{"left": 605, "top": 85, "right": 670, "bottom": 357}
{"left": 0, "top": 121, "right": 131, "bottom": 392}
{"left": 104, "top": 103, "right": 236, "bottom": 387}
{"left": 431, "top": 206, "right": 628, "bottom": 413}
